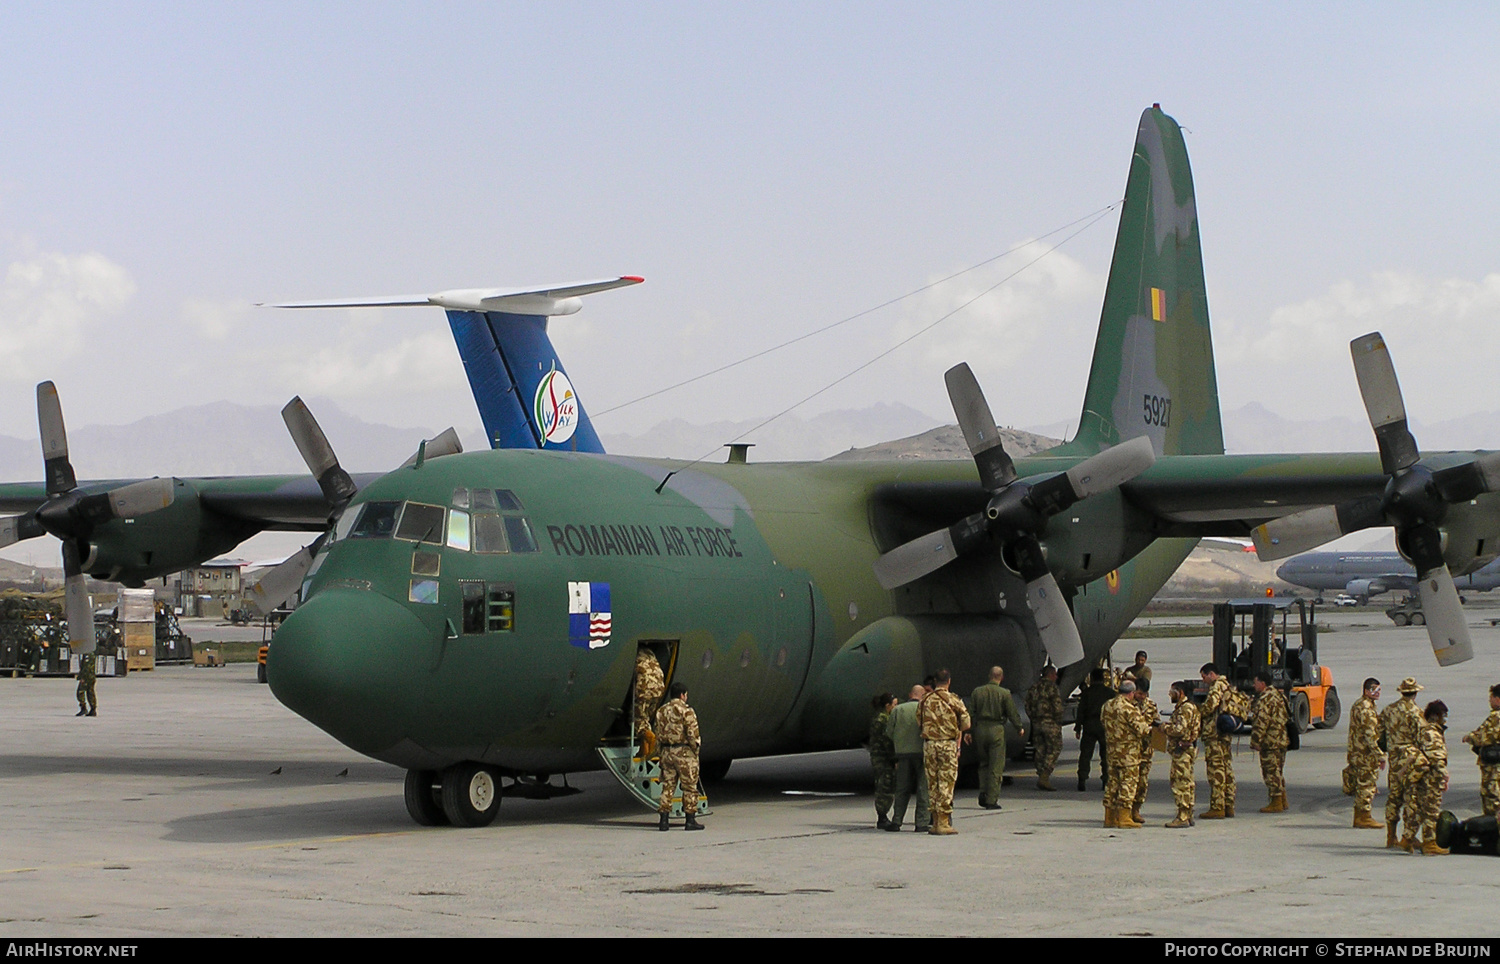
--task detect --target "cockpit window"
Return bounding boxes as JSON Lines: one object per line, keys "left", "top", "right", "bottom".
{"left": 505, "top": 517, "right": 538, "bottom": 553}
{"left": 472, "top": 513, "right": 509, "bottom": 554}
{"left": 450, "top": 488, "right": 522, "bottom": 512}
{"left": 395, "top": 502, "right": 445, "bottom": 544}
{"left": 348, "top": 501, "right": 401, "bottom": 539}
{"left": 494, "top": 489, "right": 524, "bottom": 511}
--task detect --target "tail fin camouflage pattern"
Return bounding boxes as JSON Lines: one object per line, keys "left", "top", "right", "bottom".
{"left": 1054, "top": 106, "right": 1223, "bottom": 459}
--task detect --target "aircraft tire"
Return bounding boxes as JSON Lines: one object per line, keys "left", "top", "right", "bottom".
{"left": 701, "top": 758, "right": 732, "bottom": 784}
{"left": 404, "top": 769, "right": 449, "bottom": 826}
{"left": 1315, "top": 686, "right": 1341, "bottom": 729}
{"left": 1392, "top": 613, "right": 1410, "bottom": 627}
{"left": 441, "top": 762, "right": 500, "bottom": 827}
{"left": 1411, "top": 612, "right": 1426, "bottom": 627}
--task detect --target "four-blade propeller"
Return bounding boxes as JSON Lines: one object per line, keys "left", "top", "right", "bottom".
{"left": 872, "top": 363, "right": 1156, "bottom": 667}
{"left": 0, "top": 382, "right": 177, "bottom": 652}
{"left": 1252, "top": 332, "right": 1496, "bottom": 666}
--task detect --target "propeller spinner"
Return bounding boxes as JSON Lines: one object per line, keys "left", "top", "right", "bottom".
{"left": 872, "top": 363, "right": 1156, "bottom": 667}
{"left": 1252, "top": 333, "right": 1499, "bottom": 666}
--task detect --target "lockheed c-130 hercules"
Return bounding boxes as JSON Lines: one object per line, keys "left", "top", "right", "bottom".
{"left": 3, "top": 106, "right": 1498, "bottom": 829}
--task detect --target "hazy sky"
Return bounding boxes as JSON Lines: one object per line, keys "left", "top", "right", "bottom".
{"left": 4, "top": 3, "right": 1500, "bottom": 469}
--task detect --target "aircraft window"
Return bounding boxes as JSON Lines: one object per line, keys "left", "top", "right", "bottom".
{"left": 488, "top": 584, "right": 515, "bottom": 632}
{"left": 460, "top": 581, "right": 485, "bottom": 634}
{"left": 469, "top": 489, "right": 497, "bottom": 511}
{"left": 349, "top": 501, "right": 401, "bottom": 539}
{"left": 447, "top": 509, "right": 471, "bottom": 551}
{"left": 494, "top": 489, "right": 523, "bottom": 512}
{"left": 451, "top": 487, "right": 471, "bottom": 510}
{"left": 472, "top": 513, "right": 509, "bottom": 554}
{"left": 395, "top": 502, "right": 445, "bottom": 544}
{"left": 504, "top": 517, "right": 538, "bottom": 553}
{"left": 409, "top": 579, "right": 439, "bottom": 605}
{"left": 332, "top": 509, "right": 361, "bottom": 543}
{"left": 412, "top": 550, "right": 440, "bottom": 577}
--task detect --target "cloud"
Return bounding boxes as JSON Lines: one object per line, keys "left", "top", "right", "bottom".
{"left": 0, "top": 249, "right": 135, "bottom": 379}
{"left": 266, "top": 330, "right": 461, "bottom": 398}
{"left": 1217, "top": 271, "right": 1500, "bottom": 419}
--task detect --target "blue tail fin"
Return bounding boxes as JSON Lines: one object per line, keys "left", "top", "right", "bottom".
{"left": 446, "top": 310, "right": 605, "bottom": 453}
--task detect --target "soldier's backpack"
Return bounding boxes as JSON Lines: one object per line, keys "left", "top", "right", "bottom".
{"left": 1438, "top": 811, "right": 1499, "bottom": 856}
{"left": 1215, "top": 686, "right": 1252, "bottom": 734}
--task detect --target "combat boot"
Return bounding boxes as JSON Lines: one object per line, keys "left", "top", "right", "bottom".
{"left": 658, "top": 813, "right": 670, "bottom": 832}
{"left": 1198, "top": 807, "right": 1226, "bottom": 820}
{"left": 1400, "top": 834, "right": 1416, "bottom": 853}
{"left": 1129, "top": 808, "right": 1143, "bottom": 826}
{"left": 1103, "top": 806, "right": 1116, "bottom": 828}
{"left": 1223, "top": 804, "right": 1235, "bottom": 818}
{"left": 1421, "top": 838, "right": 1448, "bottom": 856}
{"left": 1037, "top": 777, "right": 1055, "bottom": 792}
{"left": 1078, "top": 777, "right": 1087, "bottom": 791}
{"left": 1353, "top": 808, "right": 1383, "bottom": 829}
{"left": 876, "top": 813, "right": 890, "bottom": 829}
{"left": 1165, "top": 809, "right": 1192, "bottom": 829}
{"left": 1119, "top": 808, "right": 1143, "bottom": 828}
{"left": 1386, "top": 822, "right": 1400, "bottom": 848}
{"left": 684, "top": 815, "right": 704, "bottom": 831}
{"left": 930, "top": 813, "right": 957, "bottom": 835}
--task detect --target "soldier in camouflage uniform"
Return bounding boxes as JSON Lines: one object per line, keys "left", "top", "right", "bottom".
{"left": 1460, "top": 683, "right": 1500, "bottom": 817}
{"left": 1404, "top": 700, "right": 1450, "bottom": 855}
{"left": 75, "top": 651, "right": 97, "bottom": 717}
{"left": 654, "top": 682, "right": 704, "bottom": 831}
{"left": 868, "top": 693, "right": 897, "bottom": 828}
{"left": 1250, "top": 671, "right": 1290, "bottom": 813}
{"left": 968, "top": 667, "right": 1024, "bottom": 809}
{"left": 1346, "top": 678, "right": 1386, "bottom": 829}
{"left": 1163, "top": 682, "right": 1199, "bottom": 828}
{"left": 634, "top": 649, "right": 666, "bottom": 750}
{"left": 1130, "top": 678, "right": 1161, "bottom": 825}
{"left": 1101, "top": 680, "right": 1153, "bottom": 828}
{"left": 1025, "top": 665, "right": 1063, "bottom": 791}
{"left": 919, "top": 669, "right": 971, "bottom": 835}
{"left": 1380, "top": 677, "right": 1425, "bottom": 848}
{"left": 1198, "top": 664, "right": 1237, "bottom": 819}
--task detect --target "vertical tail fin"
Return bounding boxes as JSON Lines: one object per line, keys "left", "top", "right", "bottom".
{"left": 446, "top": 310, "right": 605, "bottom": 453}
{"left": 1056, "top": 105, "right": 1223, "bottom": 458}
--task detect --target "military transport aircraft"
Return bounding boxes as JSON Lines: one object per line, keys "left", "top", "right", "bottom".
{"left": 1276, "top": 551, "right": 1500, "bottom": 604}
{"left": 255, "top": 105, "right": 1500, "bottom": 826}
{"left": 3, "top": 106, "right": 1497, "bottom": 828}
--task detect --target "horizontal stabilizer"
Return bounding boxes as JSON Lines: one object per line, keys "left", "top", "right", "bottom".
{"left": 265, "top": 276, "right": 643, "bottom": 317}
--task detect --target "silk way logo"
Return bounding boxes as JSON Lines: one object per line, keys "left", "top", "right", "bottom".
{"left": 534, "top": 366, "right": 579, "bottom": 445}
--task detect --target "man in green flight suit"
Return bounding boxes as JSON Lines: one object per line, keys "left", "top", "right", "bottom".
{"left": 76, "top": 651, "right": 97, "bottom": 717}
{"left": 969, "top": 666, "right": 1024, "bottom": 810}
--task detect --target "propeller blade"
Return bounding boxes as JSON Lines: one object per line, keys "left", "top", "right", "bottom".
{"left": 1432, "top": 452, "right": 1500, "bottom": 504}
{"left": 1252, "top": 506, "right": 1345, "bottom": 561}
{"left": 1414, "top": 567, "right": 1474, "bottom": 666}
{"left": 245, "top": 538, "right": 324, "bottom": 616}
{"left": 400, "top": 427, "right": 464, "bottom": 468}
{"left": 1065, "top": 436, "right": 1156, "bottom": 499}
{"left": 0, "top": 515, "right": 46, "bottom": 549}
{"left": 1026, "top": 571, "right": 1085, "bottom": 667}
{"left": 1350, "top": 333, "right": 1420, "bottom": 475}
{"left": 64, "top": 572, "right": 94, "bottom": 653}
{"left": 282, "top": 397, "right": 357, "bottom": 509}
{"left": 102, "top": 478, "right": 175, "bottom": 518}
{"left": 945, "top": 363, "right": 1015, "bottom": 492}
{"left": 872, "top": 514, "right": 988, "bottom": 590}
{"left": 37, "top": 381, "right": 76, "bottom": 497}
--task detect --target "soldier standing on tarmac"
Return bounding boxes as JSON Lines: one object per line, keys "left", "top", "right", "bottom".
{"left": 1380, "top": 677, "right": 1425, "bottom": 848}
{"left": 1346, "top": 678, "right": 1386, "bottom": 829}
{"left": 1163, "top": 682, "right": 1199, "bottom": 828}
{"left": 75, "top": 651, "right": 97, "bottom": 717}
{"left": 919, "top": 670, "right": 971, "bottom": 836}
{"left": 1101, "top": 680, "right": 1153, "bottom": 828}
{"left": 1404, "top": 700, "right": 1451, "bottom": 855}
{"left": 1075, "top": 668, "right": 1113, "bottom": 792}
{"left": 1129, "top": 677, "right": 1161, "bottom": 826}
{"left": 1250, "top": 671, "right": 1290, "bottom": 813}
{"left": 1198, "top": 663, "right": 1237, "bottom": 819}
{"left": 1460, "top": 683, "right": 1500, "bottom": 818}
{"left": 1025, "top": 665, "right": 1063, "bottom": 792}
{"left": 654, "top": 682, "right": 703, "bottom": 832}
{"left": 968, "top": 667, "right": 1024, "bottom": 810}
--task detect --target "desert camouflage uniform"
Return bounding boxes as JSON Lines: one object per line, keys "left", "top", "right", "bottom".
{"left": 1025, "top": 676, "right": 1064, "bottom": 784}
{"left": 1251, "top": 687, "right": 1290, "bottom": 800}
{"left": 76, "top": 652, "right": 97, "bottom": 715}
{"left": 1380, "top": 697, "right": 1423, "bottom": 830}
{"left": 1101, "top": 694, "right": 1150, "bottom": 812}
{"left": 634, "top": 650, "right": 666, "bottom": 741}
{"left": 869, "top": 707, "right": 896, "bottom": 821}
{"left": 1132, "top": 695, "right": 1161, "bottom": 814}
{"left": 969, "top": 681, "right": 1023, "bottom": 806}
{"left": 1199, "top": 677, "right": 1237, "bottom": 812}
{"left": 920, "top": 689, "right": 971, "bottom": 822}
{"left": 655, "top": 697, "right": 701, "bottom": 816}
{"left": 1463, "top": 709, "right": 1500, "bottom": 816}
{"left": 1405, "top": 719, "right": 1449, "bottom": 845}
{"left": 1345, "top": 694, "right": 1385, "bottom": 813}
{"left": 1164, "top": 698, "right": 1200, "bottom": 814}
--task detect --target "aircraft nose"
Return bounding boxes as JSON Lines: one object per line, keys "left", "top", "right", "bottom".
{"left": 267, "top": 588, "right": 432, "bottom": 758}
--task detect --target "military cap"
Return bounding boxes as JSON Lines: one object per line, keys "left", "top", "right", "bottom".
{"left": 1398, "top": 677, "right": 1424, "bottom": 695}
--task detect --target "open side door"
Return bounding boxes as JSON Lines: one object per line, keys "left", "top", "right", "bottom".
{"left": 595, "top": 640, "right": 710, "bottom": 816}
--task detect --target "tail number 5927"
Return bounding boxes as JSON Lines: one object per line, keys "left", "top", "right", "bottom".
{"left": 1143, "top": 394, "right": 1172, "bottom": 427}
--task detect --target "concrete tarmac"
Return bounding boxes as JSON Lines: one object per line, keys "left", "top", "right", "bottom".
{"left": 3, "top": 608, "right": 1499, "bottom": 938}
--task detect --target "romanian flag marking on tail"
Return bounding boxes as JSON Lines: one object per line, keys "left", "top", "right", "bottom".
{"left": 1150, "top": 287, "right": 1167, "bottom": 322}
